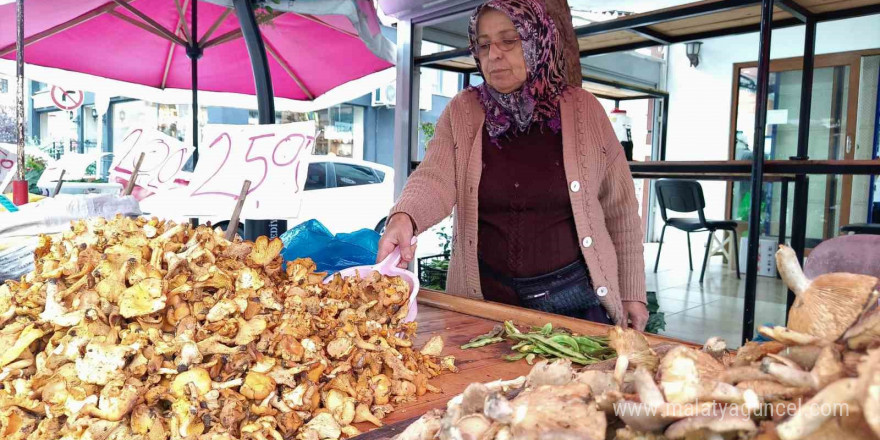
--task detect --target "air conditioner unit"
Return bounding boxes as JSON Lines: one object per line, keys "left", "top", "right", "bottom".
{"left": 371, "top": 82, "right": 434, "bottom": 111}
{"left": 372, "top": 83, "right": 397, "bottom": 107}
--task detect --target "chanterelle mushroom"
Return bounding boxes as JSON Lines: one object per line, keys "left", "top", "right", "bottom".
{"left": 0, "top": 216, "right": 456, "bottom": 440}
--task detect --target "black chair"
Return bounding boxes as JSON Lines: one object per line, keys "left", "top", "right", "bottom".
{"left": 653, "top": 179, "right": 741, "bottom": 283}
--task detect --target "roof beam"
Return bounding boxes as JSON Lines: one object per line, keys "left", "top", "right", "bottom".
{"left": 415, "top": 47, "right": 471, "bottom": 65}
{"left": 776, "top": 0, "right": 811, "bottom": 22}
{"left": 574, "top": 0, "right": 760, "bottom": 37}
{"left": 816, "top": 3, "right": 880, "bottom": 21}
{"left": 579, "top": 16, "right": 806, "bottom": 57}
{"left": 628, "top": 27, "right": 673, "bottom": 45}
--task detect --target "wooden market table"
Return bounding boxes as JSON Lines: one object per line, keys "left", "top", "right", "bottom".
{"left": 354, "top": 289, "right": 694, "bottom": 439}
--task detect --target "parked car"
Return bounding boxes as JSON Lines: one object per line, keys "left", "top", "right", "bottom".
{"left": 139, "top": 156, "right": 395, "bottom": 236}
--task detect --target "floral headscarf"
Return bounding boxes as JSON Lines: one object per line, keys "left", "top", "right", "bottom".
{"left": 468, "top": 0, "right": 567, "bottom": 141}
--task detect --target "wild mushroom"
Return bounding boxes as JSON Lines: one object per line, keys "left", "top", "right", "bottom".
{"left": 247, "top": 236, "right": 284, "bottom": 267}
{"left": 776, "top": 378, "right": 859, "bottom": 440}
{"left": 842, "top": 307, "right": 880, "bottom": 350}
{"left": 526, "top": 359, "right": 576, "bottom": 387}
{"left": 761, "top": 346, "right": 843, "bottom": 390}
{"left": 776, "top": 244, "right": 879, "bottom": 342}
{"left": 664, "top": 407, "right": 757, "bottom": 440}
{"left": 718, "top": 366, "right": 777, "bottom": 385}
{"left": 82, "top": 378, "right": 142, "bottom": 421}
{"left": 0, "top": 324, "right": 44, "bottom": 369}
{"left": 382, "top": 351, "right": 417, "bottom": 382}
{"left": 299, "top": 412, "right": 341, "bottom": 440}
{"left": 758, "top": 326, "right": 828, "bottom": 346}
{"left": 74, "top": 342, "right": 135, "bottom": 386}
{"left": 608, "top": 327, "right": 659, "bottom": 384}
{"left": 508, "top": 382, "right": 606, "bottom": 440}
{"left": 701, "top": 337, "right": 729, "bottom": 364}
{"left": 616, "top": 367, "right": 715, "bottom": 433}
{"left": 659, "top": 347, "right": 760, "bottom": 409}
{"left": 240, "top": 372, "right": 276, "bottom": 401}
{"left": 353, "top": 403, "right": 384, "bottom": 427}
{"left": 736, "top": 380, "right": 812, "bottom": 402}
{"left": 733, "top": 341, "right": 786, "bottom": 367}
{"left": 118, "top": 278, "right": 166, "bottom": 318}
{"left": 392, "top": 409, "right": 443, "bottom": 440}
{"left": 856, "top": 348, "right": 880, "bottom": 439}
{"left": 419, "top": 336, "right": 444, "bottom": 357}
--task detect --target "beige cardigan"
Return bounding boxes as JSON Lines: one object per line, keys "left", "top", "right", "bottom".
{"left": 390, "top": 86, "right": 646, "bottom": 325}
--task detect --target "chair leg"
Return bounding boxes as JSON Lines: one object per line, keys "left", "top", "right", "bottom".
{"left": 700, "top": 231, "right": 713, "bottom": 283}
{"left": 654, "top": 224, "right": 667, "bottom": 273}
{"left": 732, "top": 229, "right": 741, "bottom": 280}
{"left": 686, "top": 232, "right": 693, "bottom": 271}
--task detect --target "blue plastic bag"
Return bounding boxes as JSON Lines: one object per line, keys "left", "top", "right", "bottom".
{"left": 280, "top": 219, "right": 379, "bottom": 274}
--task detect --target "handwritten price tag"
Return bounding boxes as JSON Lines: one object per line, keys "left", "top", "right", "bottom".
{"left": 0, "top": 143, "right": 18, "bottom": 193}
{"left": 185, "top": 121, "right": 316, "bottom": 219}
{"left": 109, "top": 128, "right": 194, "bottom": 193}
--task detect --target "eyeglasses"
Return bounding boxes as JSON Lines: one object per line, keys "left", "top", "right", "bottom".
{"left": 472, "top": 37, "right": 523, "bottom": 58}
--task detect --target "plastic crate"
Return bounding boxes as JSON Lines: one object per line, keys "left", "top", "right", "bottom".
{"left": 418, "top": 253, "right": 450, "bottom": 291}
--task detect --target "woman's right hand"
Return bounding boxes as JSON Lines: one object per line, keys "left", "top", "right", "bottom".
{"left": 377, "top": 213, "right": 418, "bottom": 269}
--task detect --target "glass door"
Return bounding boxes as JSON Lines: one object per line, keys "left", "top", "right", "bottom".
{"left": 728, "top": 52, "right": 874, "bottom": 248}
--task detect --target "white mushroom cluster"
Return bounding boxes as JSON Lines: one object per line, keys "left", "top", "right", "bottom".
{"left": 0, "top": 216, "right": 457, "bottom": 440}
{"left": 395, "top": 245, "right": 880, "bottom": 440}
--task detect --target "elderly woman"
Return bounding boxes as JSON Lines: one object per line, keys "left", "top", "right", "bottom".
{"left": 378, "top": 0, "right": 648, "bottom": 329}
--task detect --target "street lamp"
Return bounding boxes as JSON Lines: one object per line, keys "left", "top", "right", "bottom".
{"left": 685, "top": 41, "right": 702, "bottom": 68}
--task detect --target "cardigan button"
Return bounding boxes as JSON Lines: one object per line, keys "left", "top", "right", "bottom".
{"left": 596, "top": 286, "right": 608, "bottom": 297}
{"left": 570, "top": 181, "right": 581, "bottom": 192}
{"left": 581, "top": 236, "right": 593, "bottom": 248}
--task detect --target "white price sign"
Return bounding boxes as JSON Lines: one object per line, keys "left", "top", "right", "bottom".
{"left": 185, "top": 121, "right": 315, "bottom": 219}
{"left": 109, "top": 128, "right": 194, "bottom": 193}
{"left": 0, "top": 143, "right": 18, "bottom": 193}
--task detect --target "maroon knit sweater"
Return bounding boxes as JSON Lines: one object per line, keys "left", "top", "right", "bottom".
{"left": 477, "top": 125, "right": 581, "bottom": 305}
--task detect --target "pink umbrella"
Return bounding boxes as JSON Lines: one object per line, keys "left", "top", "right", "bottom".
{"left": 0, "top": 0, "right": 393, "bottom": 107}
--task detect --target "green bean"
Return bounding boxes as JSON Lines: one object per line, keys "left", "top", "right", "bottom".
{"left": 460, "top": 336, "right": 504, "bottom": 349}
{"left": 550, "top": 334, "right": 581, "bottom": 351}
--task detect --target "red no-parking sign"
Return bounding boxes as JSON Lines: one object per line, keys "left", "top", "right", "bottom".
{"left": 50, "top": 86, "right": 84, "bottom": 111}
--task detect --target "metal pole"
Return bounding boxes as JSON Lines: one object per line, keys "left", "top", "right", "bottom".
{"left": 742, "top": 0, "right": 774, "bottom": 345}
{"left": 392, "top": 20, "right": 417, "bottom": 198}
{"left": 233, "top": 0, "right": 274, "bottom": 124}
{"left": 190, "top": 0, "right": 200, "bottom": 165}
{"left": 787, "top": 16, "right": 816, "bottom": 316}
{"left": 233, "top": 0, "right": 285, "bottom": 239}
{"left": 778, "top": 179, "right": 789, "bottom": 250}
{"left": 12, "top": 0, "right": 28, "bottom": 205}
{"left": 660, "top": 97, "right": 669, "bottom": 161}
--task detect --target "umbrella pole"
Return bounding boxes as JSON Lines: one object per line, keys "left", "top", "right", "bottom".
{"left": 190, "top": 0, "right": 199, "bottom": 166}
{"left": 233, "top": 0, "right": 286, "bottom": 240}
{"left": 12, "top": 0, "right": 28, "bottom": 205}
{"left": 188, "top": 0, "right": 202, "bottom": 227}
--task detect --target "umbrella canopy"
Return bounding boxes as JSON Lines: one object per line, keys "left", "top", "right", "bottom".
{"left": 0, "top": 0, "right": 394, "bottom": 111}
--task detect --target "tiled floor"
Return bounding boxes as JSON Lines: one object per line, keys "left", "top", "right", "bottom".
{"left": 644, "top": 235, "right": 789, "bottom": 348}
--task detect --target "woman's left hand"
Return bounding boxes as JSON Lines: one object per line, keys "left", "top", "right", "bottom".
{"left": 623, "top": 301, "right": 649, "bottom": 331}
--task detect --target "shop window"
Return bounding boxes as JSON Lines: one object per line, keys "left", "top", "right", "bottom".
{"left": 314, "top": 105, "right": 364, "bottom": 159}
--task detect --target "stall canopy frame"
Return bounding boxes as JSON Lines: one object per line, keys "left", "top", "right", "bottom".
{"left": 391, "top": 0, "right": 880, "bottom": 345}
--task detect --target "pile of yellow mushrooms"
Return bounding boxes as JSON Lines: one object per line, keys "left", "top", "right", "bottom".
{"left": 0, "top": 216, "right": 456, "bottom": 440}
